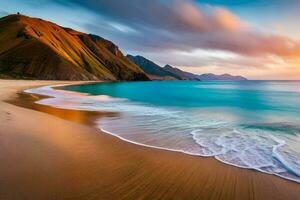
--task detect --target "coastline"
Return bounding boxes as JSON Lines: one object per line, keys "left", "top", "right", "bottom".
{"left": 0, "top": 80, "right": 300, "bottom": 200}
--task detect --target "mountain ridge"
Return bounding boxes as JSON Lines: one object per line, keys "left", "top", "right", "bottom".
{"left": 198, "top": 73, "right": 247, "bottom": 81}
{"left": 128, "top": 54, "right": 247, "bottom": 81}
{"left": 163, "top": 64, "right": 200, "bottom": 80}
{"left": 126, "top": 55, "right": 182, "bottom": 80}
{"left": 165, "top": 64, "right": 247, "bottom": 81}
{"left": 0, "top": 14, "right": 149, "bottom": 81}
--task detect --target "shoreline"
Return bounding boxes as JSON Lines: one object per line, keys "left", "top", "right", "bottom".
{"left": 1, "top": 79, "right": 300, "bottom": 199}
{"left": 24, "top": 82, "right": 300, "bottom": 184}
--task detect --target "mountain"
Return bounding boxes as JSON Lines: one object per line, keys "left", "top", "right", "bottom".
{"left": 163, "top": 65, "right": 200, "bottom": 80}
{"left": 126, "top": 55, "right": 181, "bottom": 80}
{"left": 198, "top": 73, "right": 247, "bottom": 81}
{"left": 164, "top": 64, "right": 246, "bottom": 81}
{"left": 127, "top": 54, "right": 246, "bottom": 81}
{"left": 0, "top": 14, "right": 149, "bottom": 80}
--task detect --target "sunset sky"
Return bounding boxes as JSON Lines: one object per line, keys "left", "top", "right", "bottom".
{"left": 2, "top": 0, "right": 300, "bottom": 80}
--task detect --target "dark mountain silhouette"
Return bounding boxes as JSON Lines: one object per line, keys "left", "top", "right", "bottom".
{"left": 163, "top": 65, "right": 200, "bottom": 80}
{"left": 164, "top": 64, "right": 247, "bottom": 81}
{"left": 126, "top": 55, "right": 181, "bottom": 80}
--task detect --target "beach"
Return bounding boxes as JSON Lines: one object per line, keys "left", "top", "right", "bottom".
{"left": 0, "top": 80, "right": 300, "bottom": 200}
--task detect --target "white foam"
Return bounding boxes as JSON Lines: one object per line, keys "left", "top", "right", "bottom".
{"left": 25, "top": 85, "right": 126, "bottom": 103}
{"left": 271, "top": 135, "right": 300, "bottom": 177}
{"left": 190, "top": 125, "right": 300, "bottom": 183}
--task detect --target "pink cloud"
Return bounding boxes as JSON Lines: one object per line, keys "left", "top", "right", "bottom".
{"left": 173, "top": 2, "right": 246, "bottom": 32}
{"left": 69, "top": 0, "right": 300, "bottom": 60}
{"left": 212, "top": 8, "right": 246, "bottom": 31}
{"left": 169, "top": 2, "right": 300, "bottom": 58}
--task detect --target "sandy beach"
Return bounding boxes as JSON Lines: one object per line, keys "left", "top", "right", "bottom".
{"left": 0, "top": 79, "right": 300, "bottom": 200}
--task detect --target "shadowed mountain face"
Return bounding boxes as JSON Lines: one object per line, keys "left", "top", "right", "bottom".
{"left": 126, "top": 55, "right": 182, "bottom": 80}
{"left": 163, "top": 65, "right": 200, "bottom": 80}
{"left": 0, "top": 14, "right": 149, "bottom": 81}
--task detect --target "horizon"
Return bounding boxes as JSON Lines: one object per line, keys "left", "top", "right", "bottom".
{"left": 2, "top": 0, "right": 300, "bottom": 80}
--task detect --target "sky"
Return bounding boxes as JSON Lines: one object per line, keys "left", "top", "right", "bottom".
{"left": 1, "top": 0, "right": 300, "bottom": 80}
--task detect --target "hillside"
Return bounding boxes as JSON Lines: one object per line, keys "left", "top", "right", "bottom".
{"left": 126, "top": 55, "right": 181, "bottom": 80}
{"left": 163, "top": 65, "right": 200, "bottom": 80}
{"left": 0, "top": 14, "right": 149, "bottom": 80}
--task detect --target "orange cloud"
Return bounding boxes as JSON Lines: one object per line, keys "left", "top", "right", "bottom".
{"left": 174, "top": 2, "right": 246, "bottom": 32}
{"left": 168, "top": 1, "right": 300, "bottom": 59}
{"left": 212, "top": 8, "right": 246, "bottom": 31}
{"left": 175, "top": 2, "right": 205, "bottom": 30}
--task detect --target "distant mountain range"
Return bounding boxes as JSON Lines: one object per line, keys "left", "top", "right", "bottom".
{"left": 0, "top": 14, "right": 148, "bottom": 80}
{"left": 127, "top": 55, "right": 247, "bottom": 81}
{"left": 197, "top": 73, "right": 247, "bottom": 81}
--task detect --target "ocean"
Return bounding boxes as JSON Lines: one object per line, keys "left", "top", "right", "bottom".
{"left": 26, "top": 81, "right": 300, "bottom": 183}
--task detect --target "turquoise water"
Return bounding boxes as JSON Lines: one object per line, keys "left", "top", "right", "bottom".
{"left": 26, "top": 81, "right": 300, "bottom": 183}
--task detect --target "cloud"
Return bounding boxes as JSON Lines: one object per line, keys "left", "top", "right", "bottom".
{"left": 0, "top": 10, "right": 9, "bottom": 17}
{"left": 59, "top": 0, "right": 246, "bottom": 33}
{"left": 56, "top": 0, "right": 300, "bottom": 60}
{"left": 138, "top": 49, "right": 285, "bottom": 70}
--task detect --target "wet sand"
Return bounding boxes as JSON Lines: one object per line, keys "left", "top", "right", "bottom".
{"left": 0, "top": 79, "right": 300, "bottom": 200}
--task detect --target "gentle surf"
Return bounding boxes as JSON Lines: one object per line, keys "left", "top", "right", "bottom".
{"left": 26, "top": 81, "right": 300, "bottom": 183}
